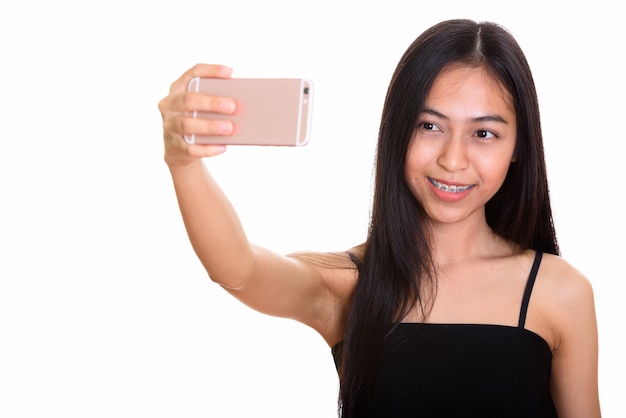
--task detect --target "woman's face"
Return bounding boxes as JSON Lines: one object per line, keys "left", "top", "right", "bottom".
{"left": 404, "top": 65, "right": 517, "bottom": 226}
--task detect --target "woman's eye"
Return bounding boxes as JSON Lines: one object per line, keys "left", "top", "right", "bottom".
{"left": 475, "top": 129, "right": 496, "bottom": 139}
{"left": 419, "top": 122, "right": 440, "bottom": 131}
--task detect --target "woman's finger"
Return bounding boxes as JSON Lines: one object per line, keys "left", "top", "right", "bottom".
{"left": 164, "top": 113, "right": 234, "bottom": 137}
{"left": 169, "top": 64, "right": 233, "bottom": 94}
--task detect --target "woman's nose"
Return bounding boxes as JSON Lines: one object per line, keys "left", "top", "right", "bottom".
{"left": 437, "top": 134, "right": 469, "bottom": 172}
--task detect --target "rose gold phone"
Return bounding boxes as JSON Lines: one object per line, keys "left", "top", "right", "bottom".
{"left": 184, "top": 77, "right": 314, "bottom": 146}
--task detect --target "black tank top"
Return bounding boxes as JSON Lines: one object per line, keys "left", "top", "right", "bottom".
{"left": 333, "top": 251, "right": 557, "bottom": 417}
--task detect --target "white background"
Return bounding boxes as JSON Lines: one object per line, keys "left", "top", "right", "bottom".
{"left": 1, "top": 1, "right": 623, "bottom": 416}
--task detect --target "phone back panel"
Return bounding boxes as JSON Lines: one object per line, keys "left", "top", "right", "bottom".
{"left": 185, "top": 77, "right": 313, "bottom": 146}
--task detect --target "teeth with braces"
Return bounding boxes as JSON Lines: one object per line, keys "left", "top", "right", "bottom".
{"left": 429, "top": 178, "right": 474, "bottom": 193}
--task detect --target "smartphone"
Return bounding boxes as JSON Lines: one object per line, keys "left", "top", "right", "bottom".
{"left": 184, "top": 77, "right": 314, "bottom": 146}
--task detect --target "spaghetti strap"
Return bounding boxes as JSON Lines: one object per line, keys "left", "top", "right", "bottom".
{"left": 518, "top": 251, "right": 543, "bottom": 329}
{"left": 347, "top": 251, "right": 362, "bottom": 268}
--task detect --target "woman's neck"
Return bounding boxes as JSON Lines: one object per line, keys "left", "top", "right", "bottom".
{"left": 428, "top": 216, "right": 514, "bottom": 266}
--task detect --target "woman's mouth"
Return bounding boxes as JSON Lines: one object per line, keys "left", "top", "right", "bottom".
{"left": 428, "top": 177, "right": 475, "bottom": 193}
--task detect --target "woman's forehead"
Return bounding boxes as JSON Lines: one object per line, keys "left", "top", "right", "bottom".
{"left": 424, "top": 65, "right": 515, "bottom": 118}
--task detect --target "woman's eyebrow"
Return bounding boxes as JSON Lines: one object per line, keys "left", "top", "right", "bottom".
{"left": 421, "top": 107, "right": 448, "bottom": 120}
{"left": 421, "top": 107, "right": 509, "bottom": 124}
{"left": 470, "top": 115, "right": 509, "bottom": 124}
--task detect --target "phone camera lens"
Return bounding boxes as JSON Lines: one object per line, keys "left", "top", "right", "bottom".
{"left": 303, "top": 87, "right": 309, "bottom": 95}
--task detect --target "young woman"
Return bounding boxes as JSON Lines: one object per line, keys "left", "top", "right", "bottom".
{"left": 159, "top": 19, "right": 600, "bottom": 417}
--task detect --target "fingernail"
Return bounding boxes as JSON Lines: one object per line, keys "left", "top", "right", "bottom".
{"left": 217, "top": 121, "right": 233, "bottom": 134}
{"left": 220, "top": 100, "right": 236, "bottom": 113}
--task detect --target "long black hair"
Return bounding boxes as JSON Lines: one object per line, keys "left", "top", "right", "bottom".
{"left": 336, "top": 19, "right": 559, "bottom": 416}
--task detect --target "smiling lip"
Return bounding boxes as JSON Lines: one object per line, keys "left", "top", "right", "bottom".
{"left": 428, "top": 177, "right": 475, "bottom": 202}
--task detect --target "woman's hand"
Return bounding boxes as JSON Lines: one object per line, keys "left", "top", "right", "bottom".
{"left": 158, "top": 64, "right": 236, "bottom": 167}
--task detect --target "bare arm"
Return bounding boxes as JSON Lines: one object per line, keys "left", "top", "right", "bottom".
{"left": 167, "top": 159, "right": 256, "bottom": 289}
{"left": 158, "top": 64, "right": 354, "bottom": 344}
{"left": 546, "top": 259, "right": 601, "bottom": 417}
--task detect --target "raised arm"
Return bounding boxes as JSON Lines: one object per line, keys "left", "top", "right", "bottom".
{"left": 157, "top": 64, "right": 355, "bottom": 345}
{"left": 159, "top": 64, "right": 253, "bottom": 288}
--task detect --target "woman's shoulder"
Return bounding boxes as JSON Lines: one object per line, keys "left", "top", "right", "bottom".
{"left": 287, "top": 245, "right": 363, "bottom": 345}
{"left": 532, "top": 252, "right": 597, "bottom": 350}
{"left": 537, "top": 253, "right": 595, "bottom": 306}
